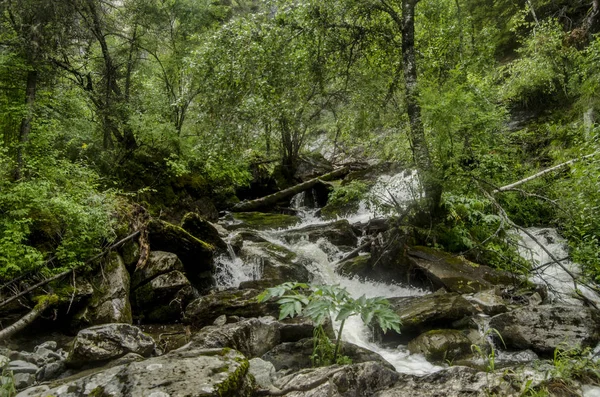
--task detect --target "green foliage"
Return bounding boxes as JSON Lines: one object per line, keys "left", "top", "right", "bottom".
{"left": 0, "top": 150, "right": 119, "bottom": 280}
{"left": 258, "top": 282, "right": 401, "bottom": 365}
{"left": 549, "top": 344, "right": 600, "bottom": 388}
{"left": 0, "top": 369, "right": 16, "bottom": 397}
{"left": 322, "top": 181, "right": 369, "bottom": 218}
{"left": 470, "top": 328, "right": 506, "bottom": 373}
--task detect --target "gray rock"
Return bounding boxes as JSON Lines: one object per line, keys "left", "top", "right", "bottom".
{"left": 377, "top": 292, "right": 476, "bottom": 343}
{"left": 36, "top": 360, "right": 65, "bottom": 382}
{"left": 238, "top": 241, "right": 310, "bottom": 284}
{"left": 38, "top": 348, "right": 252, "bottom": 397}
{"left": 7, "top": 360, "right": 38, "bottom": 375}
{"left": 490, "top": 305, "right": 600, "bottom": 355}
{"left": 376, "top": 366, "right": 523, "bottom": 397}
{"left": 16, "top": 385, "right": 50, "bottom": 397}
{"left": 13, "top": 373, "right": 35, "bottom": 390}
{"left": 180, "top": 212, "right": 228, "bottom": 251}
{"left": 33, "top": 347, "right": 62, "bottom": 364}
{"left": 406, "top": 247, "right": 515, "bottom": 293}
{"left": 274, "top": 361, "right": 400, "bottom": 397}
{"left": 132, "top": 270, "right": 194, "bottom": 323}
{"left": 191, "top": 317, "right": 280, "bottom": 358}
{"left": 213, "top": 314, "right": 227, "bottom": 326}
{"left": 131, "top": 251, "right": 185, "bottom": 289}
{"left": 67, "top": 323, "right": 155, "bottom": 368}
{"left": 184, "top": 288, "right": 279, "bottom": 327}
{"left": 34, "top": 341, "right": 57, "bottom": 352}
{"left": 248, "top": 358, "right": 277, "bottom": 389}
{"left": 73, "top": 252, "right": 133, "bottom": 326}
{"left": 407, "top": 329, "right": 473, "bottom": 362}
{"left": 466, "top": 289, "right": 508, "bottom": 315}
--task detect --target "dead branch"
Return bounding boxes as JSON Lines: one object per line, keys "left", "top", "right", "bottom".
{"left": 231, "top": 167, "right": 350, "bottom": 212}
{"left": 0, "top": 296, "right": 56, "bottom": 341}
{"left": 0, "top": 231, "right": 140, "bottom": 309}
{"left": 493, "top": 151, "right": 598, "bottom": 193}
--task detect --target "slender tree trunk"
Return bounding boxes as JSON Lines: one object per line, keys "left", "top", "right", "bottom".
{"left": 401, "top": 0, "right": 441, "bottom": 211}
{"left": 14, "top": 69, "right": 38, "bottom": 179}
{"left": 587, "top": 0, "right": 600, "bottom": 34}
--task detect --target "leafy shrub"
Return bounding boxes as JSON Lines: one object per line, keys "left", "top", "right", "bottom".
{"left": 258, "top": 282, "right": 401, "bottom": 366}
{"left": 321, "top": 181, "right": 369, "bottom": 218}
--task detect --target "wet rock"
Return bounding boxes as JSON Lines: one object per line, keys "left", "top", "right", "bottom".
{"left": 262, "top": 338, "right": 394, "bottom": 373}
{"left": 222, "top": 212, "right": 301, "bottom": 231}
{"left": 406, "top": 247, "right": 516, "bottom": 293}
{"left": 280, "top": 220, "right": 358, "bottom": 249}
{"left": 190, "top": 317, "right": 280, "bottom": 358}
{"left": 184, "top": 288, "right": 279, "bottom": 326}
{"left": 465, "top": 289, "right": 508, "bottom": 315}
{"left": 16, "top": 385, "right": 50, "bottom": 397}
{"left": 249, "top": 358, "right": 277, "bottom": 389}
{"left": 408, "top": 329, "right": 472, "bottom": 362}
{"left": 132, "top": 270, "right": 194, "bottom": 323}
{"left": 278, "top": 316, "right": 323, "bottom": 342}
{"left": 377, "top": 366, "right": 523, "bottom": 397}
{"left": 378, "top": 292, "right": 476, "bottom": 343}
{"left": 67, "top": 323, "right": 155, "bottom": 368}
{"left": 489, "top": 305, "right": 600, "bottom": 355}
{"left": 239, "top": 241, "right": 310, "bottom": 284}
{"left": 35, "top": 348, "right": 253, "bottom": 397}
{"left": 34, "top": 341, "right": 57, "bottom": 352}
{"left": 336, "top": 254, "right": 372, "bottom": 279}
{"left": 36, "top": 360, "right": 65, "bottom": 382}
{"left": 131, "top": 251, "right": 185, "bottom": 289}
{"left": 73, "top": 252, "right": 133, "bottom": 326}
{"left": 181, "top": 212, "right": 228, "bottom": 251}
{"left": 13, "top": 373, "right": 35, "bottom": 390}
{"left": 147, "top": 219, "right": 215, "bottom": 291}
{"left": 273, "top": 361, "right": 400, "bottom": 396}
{"left": 7, "top": 360, "right": 38, "bottom": 375}
{"left": 455, "top": 349, "right": 539, "bottom": 371}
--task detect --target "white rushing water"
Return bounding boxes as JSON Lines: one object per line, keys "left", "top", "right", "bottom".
{"left": 215, "top": 170, "right": 442, "bottom": 375}
{"left": 518, "top": 227, "right": 600, "bottom": 306}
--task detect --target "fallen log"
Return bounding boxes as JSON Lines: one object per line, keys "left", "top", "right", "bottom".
{"left": 231, "top": 167, "right": 350, "bottom": 212}
{"left": 0, "top": 295, "right": 57, "bottom": 341}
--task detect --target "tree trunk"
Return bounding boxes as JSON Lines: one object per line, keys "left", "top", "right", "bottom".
{"left": 0, "top": 297, "right": 55, "bottom": 342}
{"left": 401, "top": 0, "right": 441, "bottom": 211}
{"left": 588, "top": 0, "right": 600, "bottom": 34}
{"left": 14, "top": 69, "right": 38, "bottom": 179}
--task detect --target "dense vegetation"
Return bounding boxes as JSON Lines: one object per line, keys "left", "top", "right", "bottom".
{"left": 1, "top": 0, "right": 599, "bottom": 281}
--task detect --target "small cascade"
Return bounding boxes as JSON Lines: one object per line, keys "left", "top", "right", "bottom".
{"left": 518, "top": 227, "right": 600, "bottom": 305}
{"left": 214, "top": 243, "right": 262, "bottom": 289}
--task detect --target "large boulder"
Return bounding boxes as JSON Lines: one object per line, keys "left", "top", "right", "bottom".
{"left": 131, "top": 251, "right": 196, "bottom": 323}
{"left": 73, "top": 253, "right": 132, "bottom": 327}
{"left": 31, "top": 348, "right": 253, "bottom": 397}
{"left": 406, "top": 247, "right": 516, "bottom": 293}
{"left": 272, "top": 361, "right": 400, "bottom": 397}
{"left": 221, "top": 212, "right": 301, "bottom": 231}
{"left": 147, "top": 219, "right": 215, "bottom": 291}
{"left": 184, "top": 288, "right": 279, "bottom": 326}
{"left": 66, "top": 323, "right": 155, "bottom": 368}
{"left": 190, "top": 317, "right": 280, "bottom": 358}
{"left": 181, "top": 212, "right": 228, "bottom": 251}
{"left": 279, "top": 220, "right": 358, "bottom": 249}
{"left": 238, "top": 241, "right": 310, "bottom": 284}
{"left": 262, "top": 338, "right": 394, "bottom": 373}
{"left": 489, "top": 305, "right": 600, "bottom": 355}
{"left": 377, "top": 292, "right": 476, "bottom": 343}
{"left": 407, "top": 329, "right": 473, "bottom": 362}
{"left": 377, "top": 366, "right": 526, "bottom": 397}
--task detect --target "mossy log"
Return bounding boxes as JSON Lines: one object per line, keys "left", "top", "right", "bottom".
{"left": 231, "top": 167, "right": 350, "bottom": 212}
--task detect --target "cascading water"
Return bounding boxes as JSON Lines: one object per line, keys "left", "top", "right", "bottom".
{"left": 215, "top": 170, "right": 442, "bottom": 375}
{"left": 518, "top": 227, "right": 600, "bottom": 306}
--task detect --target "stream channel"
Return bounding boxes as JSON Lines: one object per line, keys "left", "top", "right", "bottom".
{"left": 215, "top": 171, "right": 599, "bottom": 376}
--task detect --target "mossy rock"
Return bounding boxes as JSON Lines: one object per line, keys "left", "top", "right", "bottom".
{"left": 148, "top": 219, "right": 215, "bottom": 291}
{"left": 223, "top": 212, "right": 300, "bottom": 231}
{"left": 407, "top": 246, "right": 517, "bottom": 294}
{"left": 181, "top": 212, "right": 228, "bottom": 251}
{"left": 280, "top": 219, "right": 358, "bottom": 249}
{"left": 408, "top": 329, "right": 473, "bottom": 362}
{"left": 336, "top": 254, "right": 371, "bottom": 278}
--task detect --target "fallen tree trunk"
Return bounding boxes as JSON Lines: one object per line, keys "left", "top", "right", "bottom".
{"left": 231, "top": 167, "right": 350, "bottom": 212}
{"left": 493, "top": 151, "right": 598, "bottom": 194}
{"left": 0, "top": 295, "right": 56, "bottom": 341}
